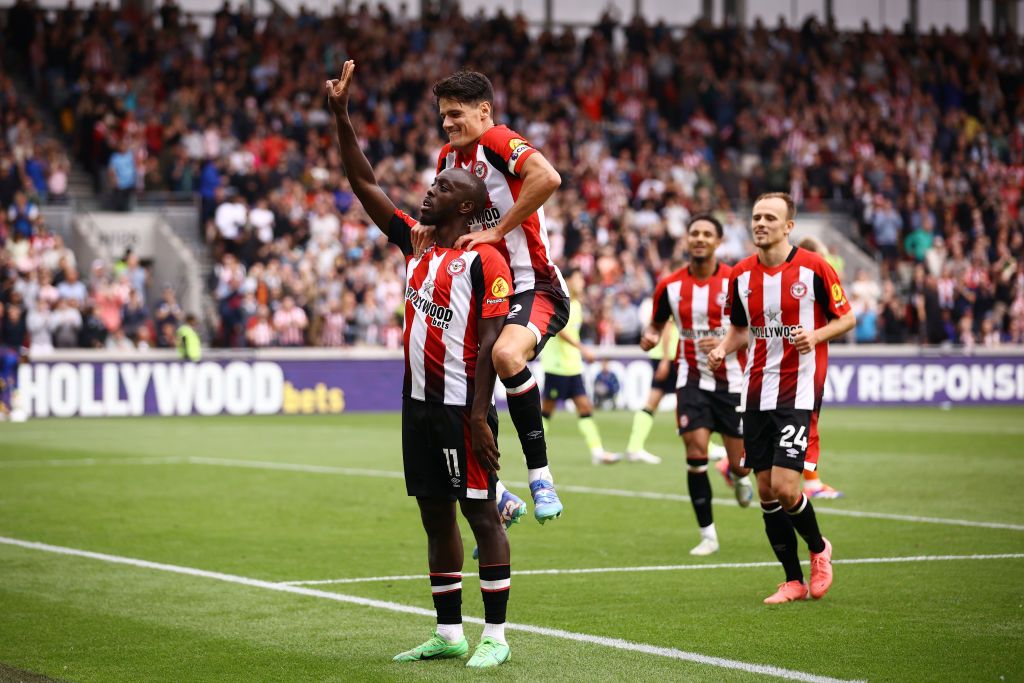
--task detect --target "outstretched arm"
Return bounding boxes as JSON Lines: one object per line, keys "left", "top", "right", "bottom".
{"left": 326, "top": 61, "right": 396, "bottom": 234}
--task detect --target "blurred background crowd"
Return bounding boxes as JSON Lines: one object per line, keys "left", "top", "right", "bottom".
{"left": 1, "top": 0, "right": 1022, "bottom": 353}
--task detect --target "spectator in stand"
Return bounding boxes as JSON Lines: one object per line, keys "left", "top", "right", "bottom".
{"left": 50, "top": 298, "right": 82, "bottom": 348}
{"left": 273, "top": 295, "right": 308, "bottom": 347}
{"left": 246, "top": 305, "right": 275, "bottom": 347}
{"left": 56, "top": 266, "right": 87, "bottom": 306}
{"left": 108, "top": 140, "right": 137, "bottom": 211}
{"left": 121, "top": 289, "right": 150, "bottom": 342}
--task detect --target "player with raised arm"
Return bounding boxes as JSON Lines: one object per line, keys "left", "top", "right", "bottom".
{"left": 328, "top": 62, "right": 512, "bottom": 667}
{"left": 641, "top": 215, "right": 754, "bottom": 556}
{"left": 708, "top": 193, "right": 855, "bottom": 604}
{"left": 422, "top": 71, "right": 570, "bottom": 523}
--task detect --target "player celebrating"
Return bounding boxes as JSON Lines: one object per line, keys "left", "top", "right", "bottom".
{"left": 708, "top": 193, "right": 855, "bottom": 604}
{"left": 641, "top": 215, "right": 754, "bottom": 556}
{"left": 425, "top": 71, "right": 570, "bottom": 522}
{"left": 328, "top": 62, "right": 512, "bottom": 668}
{"left": 540, "top": 269, "right": 621, "bottom": 465}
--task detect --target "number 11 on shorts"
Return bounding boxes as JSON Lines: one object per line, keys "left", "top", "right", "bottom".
{"left": 443, "top": 448, "right": 461, "bottom": 477}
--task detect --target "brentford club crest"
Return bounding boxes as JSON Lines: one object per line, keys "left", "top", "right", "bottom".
{"left": 716, "top": 291, "right": 728, "bottom": 306}
{"left": 790, "top": 282, "right": 808, "bottom": 299}
{"left": 472, "top": 161, "right": 488, "bottom": 179}
{"left": 447, "top": 258, "right": 466, "bottom": 276}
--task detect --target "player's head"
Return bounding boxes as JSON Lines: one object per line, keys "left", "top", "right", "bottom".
{"left": 751, "top": 192, "right": 796, "bottom": 250}
{"left": 420, "top": 167, "right": 488, "bottom": 233}
{"left": 433, "top": 71, "right": 494, "bottom": 149}
{"left": 685, "top": 214, "right": 723, "bottom": 263}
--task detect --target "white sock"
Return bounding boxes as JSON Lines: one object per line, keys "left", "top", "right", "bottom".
{"left": 436, "top": 622, "right": 464, "bottom": 643}
{"left": 528, "top": 466, "right": 553, "bottom": 484}
{"left": 482, "top": 622, "right": 507, "bottom": 644}
{"left": 700, "top": 523, "right": 718, "bottom": 541}
{"left": 495, "top": 480, "right": 508, "bottom": 498}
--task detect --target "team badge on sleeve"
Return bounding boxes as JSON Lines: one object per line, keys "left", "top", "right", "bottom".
{"left": 447, "top": 258, "right": 466, "bottom": 276}
{"left": 491, "top": 276, "right": 510, "bottom": 298}
{"left": 508, "top": 138, "right": 526, "bottom": 150}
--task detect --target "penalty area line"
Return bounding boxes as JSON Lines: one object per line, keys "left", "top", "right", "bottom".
{"left": 280, "top": 553, "right": 1024, "bottom": 586}
{"left": 0, "top": 535, "right": 857, "bottom": 683}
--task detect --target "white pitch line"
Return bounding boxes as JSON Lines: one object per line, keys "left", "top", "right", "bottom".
{"left": 186, "top": 457, "right": 1024, "bottom": 532}
{"left": 0, "top": 456, "right": 187, "bottom": 468}
{"left": 0, "top": 535, "right": 856, "bottom": 683}
{"left": 280, "top": 553, "right": 1024, "bottom": 586}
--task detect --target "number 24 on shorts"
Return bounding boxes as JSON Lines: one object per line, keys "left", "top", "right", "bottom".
{"left": 779, "top": 425, "right": 808, "bottom": 449}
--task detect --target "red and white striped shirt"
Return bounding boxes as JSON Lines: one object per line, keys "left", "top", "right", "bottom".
{"left": 729, "top": 247, "right": 851, "bottom": 412}
{"left": 437, "top": 125, "right": 568, "bottom": 298}
{"left": 652, "top": 263, "right": 746, "bottom": 394}
{"left": 389, "top": 210, "right": 512, "bottom": 406}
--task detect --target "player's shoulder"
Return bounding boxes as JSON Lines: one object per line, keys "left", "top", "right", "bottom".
{"left": 731, "top": 254, "right": 759, "bottom": 275}
{"left": 656, "top": 266, "right": 689, "bottom": 289}
{"left": 480, "top": 125, "right": 530, "bottom": 151}
{"left": 715, "top": 261, "right": 734, "bottom": 279}
{"left": 468, "top": 243, "right": 504, "bottom": 261}
{"left": 392, "top": 209, "right": 417, "bottom": 229}
{"left": 436, "top": 143, "right": 452, "bottom": 160}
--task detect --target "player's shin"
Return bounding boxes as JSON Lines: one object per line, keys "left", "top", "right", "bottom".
{"left": 761, "top": 500, "right": 803, "bottom": 582}
{"left": 500, "top": 367, "right": 549, "bottom": 474}
{"left": 785, "top": 493, "right": 826, "bottom": 553}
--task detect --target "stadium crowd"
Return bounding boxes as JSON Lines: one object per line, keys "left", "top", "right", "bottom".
{"left": 1, "top": 0, "right": 1023, "bottom": 351}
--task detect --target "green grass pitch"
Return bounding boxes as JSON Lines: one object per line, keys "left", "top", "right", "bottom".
{"left": 1, "top": 407, "right": 1022, "bottom": 682}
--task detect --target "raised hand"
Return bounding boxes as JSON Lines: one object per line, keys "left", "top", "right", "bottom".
{"left": 325, "top": 60, "right": 356, "bottom": 117}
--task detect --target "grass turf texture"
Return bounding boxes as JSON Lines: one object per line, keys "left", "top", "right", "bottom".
{"left": 0, "top": 407, "right": 1022, "bottom": 682}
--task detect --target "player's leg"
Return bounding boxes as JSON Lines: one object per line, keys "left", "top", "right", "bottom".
{"left": 392, "top": 497, "right": 470, "bottom": 661}
{"left": 768, "top": 410, "right": 832, "bottom": 600}
{"left": 803, "top": 411, "right": 843, "bottom": 498}
{"left": 681, "top": 427, "right": 718, "bottom": 555}
{"left": 394, "top": 400, "right": 469, "bottom": 661}
{"left": 495, "top": 290, "right": 569, "bottom": 522}
{"left": 626, "top": 361, "right": 667, "bottom": 464}
{"left": 745, "top": 410, "right": 807, "bottom": 604}
{"left": 710, "top": 390, "right": 753, "bottom": 506}
{"left": 460, "top": 498, "right": 511, "bottom": 667}
{"left": 571, "top": 378, "right": 620, "bottom": 465}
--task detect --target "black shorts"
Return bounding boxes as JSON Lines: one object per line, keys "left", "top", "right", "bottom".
{"left": 402, "top": 398, "right": 498, "bottom": 500}
{"left": 543, "top": 373, "right": 587, "bottom": 402}
{"left": 506, "top": 289, "right": 570, "bottom": 357}
{"left": 650, "top": 359, "right": 678, "bottom": 393}
{"left": 676, "top": 386, "right": 743, "bottom": 439}
{"left": 741, "top": 408, "right": 813, "bottom": 473}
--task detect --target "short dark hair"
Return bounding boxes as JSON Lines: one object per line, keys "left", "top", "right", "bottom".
{"left": 432, "top": 71, "right": 494, "bottom": 106}
{"left": 687, "top": 213, "right": 724, "bottom": 238}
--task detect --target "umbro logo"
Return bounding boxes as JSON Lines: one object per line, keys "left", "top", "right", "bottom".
{"left": 526, "top": 430, "right": 543, "bottom": 439}
{"left": 450, "top": 477, "right": 461, "bottom": 485}
{"left": 786, "top": 448, "right": 800, "bottom": 458}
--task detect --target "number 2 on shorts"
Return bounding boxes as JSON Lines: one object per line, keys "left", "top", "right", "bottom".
{"left": 779, "top": 425, "right": 808, "bottom": 449}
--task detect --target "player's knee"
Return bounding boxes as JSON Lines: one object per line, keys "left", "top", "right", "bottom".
{"left": 460, "top": 501, "right": 502, "bottom": 534}
{"left": 686, "top": 457, "right": 708, "bottom": 473}
{"left": 492, "top": 342, "right": 525, "bottom": 376}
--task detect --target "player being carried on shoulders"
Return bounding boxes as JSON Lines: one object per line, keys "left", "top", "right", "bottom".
{"left": 708, "top": 193, "right": 855, "bottom": 604}
{"left": 641, "top": 215, "right": 754, "bottom": 556}
{"left": 415, "top": 71, "right": 570, "bottom": 523}
{"left": 328, "top": 61, "right": 512, "bottom": 667}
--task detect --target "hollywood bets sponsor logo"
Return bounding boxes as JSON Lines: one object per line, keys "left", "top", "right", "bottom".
{"left": 406, "top": 285, "right": 455, "bottom": 329}
{"left": 474, "top": 206, "right": 502, "bottom": 230}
